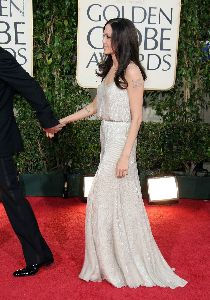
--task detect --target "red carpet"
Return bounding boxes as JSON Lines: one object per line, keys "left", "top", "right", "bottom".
{"left": 0, "top": 197, "right": 209, "bottom": 300}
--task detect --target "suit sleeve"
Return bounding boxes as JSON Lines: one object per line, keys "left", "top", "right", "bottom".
{"left": 0, "top": 50, "right": 59, "bottom": 128}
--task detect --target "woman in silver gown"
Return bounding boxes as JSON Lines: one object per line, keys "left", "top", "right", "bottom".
{"left": 60, "top": 18, "right": 187, "bottom": 289}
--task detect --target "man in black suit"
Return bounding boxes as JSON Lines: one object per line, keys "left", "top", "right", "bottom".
{"left": 0, "top": 47, "right": 63, "bottom": 277}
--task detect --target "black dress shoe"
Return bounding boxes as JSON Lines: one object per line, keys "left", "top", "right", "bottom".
{"left": 13, "top": 258, "right": 54, "bottom": 277}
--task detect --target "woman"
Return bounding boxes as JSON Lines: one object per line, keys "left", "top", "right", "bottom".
{"left": 60, "top": 18, "right": 187, "bottom": 288}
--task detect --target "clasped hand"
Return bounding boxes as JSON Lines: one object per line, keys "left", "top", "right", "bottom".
{"left": 44, "top": 122, "right": 65, "bottom": 138}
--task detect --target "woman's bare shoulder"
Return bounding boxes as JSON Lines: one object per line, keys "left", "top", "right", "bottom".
{"left": 125, "top": 62, "right": 143, "bottom": 87}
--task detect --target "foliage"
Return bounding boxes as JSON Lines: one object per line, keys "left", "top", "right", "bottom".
{"left": 142, "top": 0, "right": 210, "bottom": 175}
{"left": 16, "top": 0, "right": 91, "bottom": 172}
{"left": 137, "top": 123, "right": 210, "bottom": 175}
{"left": 67, "top": 120, "right": 101, "bottom": 173}
{"left": 15, "top": 0, "right": 210, "bottom": 176}
{"left": 146, "top": 0, "right": 209, "bottom": 123}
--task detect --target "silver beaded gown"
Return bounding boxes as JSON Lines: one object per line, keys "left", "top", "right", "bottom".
{"left": 79, "top": 80, "right": 187, "bottom": 288}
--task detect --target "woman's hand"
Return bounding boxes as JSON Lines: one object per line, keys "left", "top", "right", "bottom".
{"left": 44, "top": 122, "right": 65, "bottom": 139}
{"left": 116, "top": 155, "right": 129, "bottom": 178}
{"left": 59, "top": 117, "right": 71, "bottom": 125}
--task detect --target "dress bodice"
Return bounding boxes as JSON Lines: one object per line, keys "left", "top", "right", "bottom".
{"left": 96, "top": 81, "right": 131, "bottom": 122}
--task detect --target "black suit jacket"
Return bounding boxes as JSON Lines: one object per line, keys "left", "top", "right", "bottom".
{"left": 0, "top": 47, "right": 59, "bottom": 157}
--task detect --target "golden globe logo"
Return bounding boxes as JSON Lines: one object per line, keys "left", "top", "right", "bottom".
{"left": 0, "top": 0, "right": 33, "bottom": 75}
{"left": 77, "top": 0, "right": 181, "bottom": 90}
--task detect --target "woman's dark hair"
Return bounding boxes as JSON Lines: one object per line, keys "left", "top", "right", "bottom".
{"left": 97, "top": 18, "right": 147, "bottom": 89}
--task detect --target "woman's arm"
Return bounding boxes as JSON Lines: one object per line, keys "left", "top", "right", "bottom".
{"left": 116, "top": 64, "right": 144, "bottom": 178}
{"left": 45, "top": 98, "right": 97, "bottom": 138}
{"left": 60, "top": 97, "right": 97, "bottom": 124}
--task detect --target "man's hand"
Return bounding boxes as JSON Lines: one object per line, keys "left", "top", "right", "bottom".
{"left": 44, "top": 123, "right": 65, "bottom": 138}
{"left": 45, "top": 132, "right": 55, "bottom": 138}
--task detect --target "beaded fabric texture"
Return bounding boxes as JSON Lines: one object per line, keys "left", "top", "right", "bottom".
{"left": 79, "top": 81, "right": 187, "bottom": 288}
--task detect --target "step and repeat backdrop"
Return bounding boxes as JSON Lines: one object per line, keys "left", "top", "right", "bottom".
{"left": 77, "top": 0, "right": 181, "bottom": 90}
{"left": 0, "top": 0, "right": 33, "bottom": 75}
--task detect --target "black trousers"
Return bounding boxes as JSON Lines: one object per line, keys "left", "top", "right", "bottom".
{"left": 0, "top": 156, "right": 53, "bottom": 266}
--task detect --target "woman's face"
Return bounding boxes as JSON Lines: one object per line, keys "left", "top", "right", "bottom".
{"left": 103, "top": 24, "right": 114, "bottom": 55}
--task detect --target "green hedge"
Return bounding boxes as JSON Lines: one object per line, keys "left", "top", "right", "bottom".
{"left": 15, "top": 0, "right": 210, "bottom": 175}
{"left": 137, "top": 122, "right": 210, "bottom": 175}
